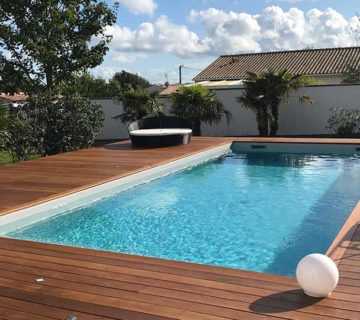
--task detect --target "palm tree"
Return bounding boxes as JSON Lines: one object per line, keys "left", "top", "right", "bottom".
{"left": 114, "top": 88, "right": 164, "bottom": 124}
{"left": 170, "top": 85, "right": 231, "bottom": 136}
{"left": 238, "top": 70, "right": 313, "bottom": 136}
{"left": 237, "top": 72, "right": 269, "bottom": 136}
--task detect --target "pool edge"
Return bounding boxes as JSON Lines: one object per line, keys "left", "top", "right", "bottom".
{"left": 326, "top": 201, "right": 360, "bottom": 264}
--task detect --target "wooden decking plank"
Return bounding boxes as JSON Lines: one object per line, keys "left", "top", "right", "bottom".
{"left": 0, "top": 264, "right": 346, "bottom": 320}
{"left": 0, "top": 249, "right": 359, "bottom": 320}
{"left": 0, "top": 277, "right": 280, "bottom": 320}
{"left": 0, "top": 306, "right": 55, "bottom": 320}
{"left": 0, "top": 249, "right": 302, "bottom": 295}
{"left": 0, "top": 286, "right": 172, "bottom": 320}
{"left": 0, "top": 295, "right": 114, "bottom": 320}
{"left": 0, "top": 242, "right": 358, "bottom": 308}
{"left": 0, "top": 238, "right": 297, "bottom": 286}
{"left": 0, "top": 241, "right": 359, "bottom": 318}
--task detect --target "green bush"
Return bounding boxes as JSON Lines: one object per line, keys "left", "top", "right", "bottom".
{"left": 0, "top": 107, "right": 36, "bottom": 161}
{"left": 0, "top": 94, "right": 104, "bottom": 160}
{"left": 326, "top": 107, "right": 360, "bottom": 136}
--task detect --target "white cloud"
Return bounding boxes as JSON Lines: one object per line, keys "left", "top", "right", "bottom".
{"left": 155, "top": 16, "right": 210, "bottom": 57}
{"left": 190, "top": 8, "right": 262, "bottom": 53}
{"left": 107, "top": 6, "right": 355, "bottom": 63}
{"left": 119, "top": 0, "right": 157, "bottom": 16}
{"left": 106, "top": 16, "right": 210, "bottom": 59}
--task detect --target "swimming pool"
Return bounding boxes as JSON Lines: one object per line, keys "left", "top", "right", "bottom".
{"left": 6, "top": 146, "right": 360, "bottom": 276}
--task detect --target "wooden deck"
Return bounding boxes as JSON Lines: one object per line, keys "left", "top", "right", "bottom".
{"left": 1, "top": 137, "right": 360, "bottom": 319}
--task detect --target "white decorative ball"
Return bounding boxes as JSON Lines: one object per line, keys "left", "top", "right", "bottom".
{"left": 296, "top": 253, "right": 339, "bottom": 297}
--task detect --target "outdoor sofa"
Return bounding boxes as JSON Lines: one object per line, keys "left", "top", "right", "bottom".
{"left": 128, "top": 116, "right": 192, "bottom": 147}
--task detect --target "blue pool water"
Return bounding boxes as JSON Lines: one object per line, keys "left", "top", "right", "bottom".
{"left": 8, "top": 151, "right": 360, "bottom": 275}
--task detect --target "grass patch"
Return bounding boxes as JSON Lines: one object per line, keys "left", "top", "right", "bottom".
{"left": 0, "top": 151, "right": 40, "bottom": 165}
{"left": 0, "top": 151, "right": 14, "bottom": 164}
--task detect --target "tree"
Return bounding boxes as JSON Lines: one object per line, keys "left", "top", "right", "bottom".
{"left": 114, "top": 88, "right": 164, "bottom": 124}
{"left": 113, "top": 70, "right": 150, "bottom": 90}
{"left": 0, "top": 0, "right": 118, "bottom": 93}
{"left": 63, "top": 73, "right": 121, "bottom": 98}
{"left": 238, "top": 70, "right": 313, "bottom": 136}
{"left": 237, "top": 73, "right": 269, "bottom": 136}
{"left": 170, "top": 85, "right": 231, "bottom": 136}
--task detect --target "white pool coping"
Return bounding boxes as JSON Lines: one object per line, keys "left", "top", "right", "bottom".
{"left": 0, "top": 143, "right": 232, "bottom": 235}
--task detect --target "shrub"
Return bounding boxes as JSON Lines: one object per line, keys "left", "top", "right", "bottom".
{"left": 326, "top": 107, "right": 360, "bottom": 136}
{"left": 0, "top": 94, "right": 104, "bottom": 160}
{"left": 30, "top": 94, "right": 104, "bottom": 156}
{"left": 0, "top": 107, "right": 36, "bottom": 161}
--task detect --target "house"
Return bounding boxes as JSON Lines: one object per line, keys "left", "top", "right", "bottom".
{"left": 0, "top": 92, "right": 28, "bottom": 103}
{"left": 96, "top": 47, "right": 360, "bottom": 140}
{"left": 194, "top": 47, "right": 360, "bottom": 85}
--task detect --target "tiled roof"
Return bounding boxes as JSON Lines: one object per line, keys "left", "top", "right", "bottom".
{"left": 194, "top": 47, "right": 360, "bottom": 81}
{"left": 0, "top": 92, "right": 28, "bottom": 102}
{"left": 158, "top": 84, "right": 182, "bottom": 96}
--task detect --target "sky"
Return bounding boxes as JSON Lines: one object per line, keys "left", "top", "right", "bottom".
{"left": 92, "top": 0, "right": 360, "bottom": 84}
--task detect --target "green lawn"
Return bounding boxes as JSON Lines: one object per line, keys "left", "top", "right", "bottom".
{"left": 0, "top": 151, "right": 14, "bottom": 164}
{"left": 0, "top": 151, "right": 40, "bottom": 165}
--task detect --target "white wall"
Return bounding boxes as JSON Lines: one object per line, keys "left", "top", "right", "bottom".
{"left": 199, "top": 84, "right": 360, "bottom": 136}
{"left": 93, "top": 99, "right": 129, "bottom": 140}
{"left": 278, "top": 85, "right": 360, "bottom": 135}
{"left": 94, "top": 84, "right": 360, "bottom": 139}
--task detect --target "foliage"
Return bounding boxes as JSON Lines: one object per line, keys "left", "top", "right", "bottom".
{"left": 326, "top": 107, "right": 360, "bottom": 136}
{"left": 238, "top": 70, "right": 314, "bottom": 136}
{"left": 62, "top": 73, "right": 121, "bottom": 98}
{"left": 0, "top": 94, "right": 104, "bottom": 160}
{"left": 113, "top": 70, "right": 150, "bottom": 90}
{"left": 62, "top": 71, "right": 153, "bottom": 98}
{"left": 114, "top": 88, "right": 164, "bottom": 124}
{"left": 342, "top": 65, "right": 360, "bottom": 84}
{"left": 29, "top": 94, "right": 104, "bottom": 155}
{"left": 170, "top": 85, "right": 231, "bottom": 136}
{"left": 0, "top": 99, "right": 8, "bottom": 131}
{"left": 0, "top": 106, "right": 37, "bottom": 161}
{"left": 0, "top": 151, "right": 13, "bottom": 164}
{"left": 0, "top": 150, "right": 39, "bottom": 165}
{"left": 0, "top": 0, "right": 118, "bottom": 93}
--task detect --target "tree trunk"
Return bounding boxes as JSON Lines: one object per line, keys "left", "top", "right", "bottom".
{"left": 45, "top": 66, "right": 53, "bottom": 91}
{"left": 256, "top": 108, "right": 269, "bottom": 136}
{"left": 270, "top": 103, "right": 279, "bottom": 136}
{"left": 192, "top": 120, "right": 202, "bottom": 136}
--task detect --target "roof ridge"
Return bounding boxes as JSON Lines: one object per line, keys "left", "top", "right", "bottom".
{"left": 219, "top": 46, "right": 360, "bottom": 58}
{"left": 194, "top": 46, "right": 360, "bottom": 81}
